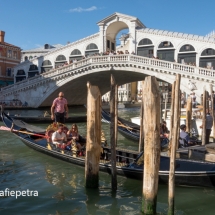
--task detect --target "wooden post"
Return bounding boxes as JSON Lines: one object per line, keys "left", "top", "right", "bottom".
{"left": 142, "top": 76, "right": 160, "bottom": 215}
{"left": 210, "top": 85, "right": 215, "bottom": 141}
{"left": 110, "top": 75, "right": 117, "bottom": 190}
{"left": 169, "top": 82, "right": 176, "bottom": 144}
{"left": 168, "top": 74, "right": 181, "bottom": 215}
{"left": 139, "top": 80, "right": 144, "bottom": 152}
{"left": 202, "top": 89, "right": 207, "bottom": 145}
{"left": 85, "top": 82, "right": 101, "bottom": 188}
{"left": 186, "top": 97, "right": 192, "bottom": 134}
{"left": 164, "top": 93, "right": 168, "bottom": 121}
{"left": 115, "top": 84, "right": 118, "bottom": 147}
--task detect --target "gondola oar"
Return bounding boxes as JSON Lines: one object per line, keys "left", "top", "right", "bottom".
{"left": 0, "top": 126, "right": 49, "bottom": 138}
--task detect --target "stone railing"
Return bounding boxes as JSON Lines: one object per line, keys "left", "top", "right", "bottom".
{"left": 1, "top": 54, "right": 215, "bottom": 95}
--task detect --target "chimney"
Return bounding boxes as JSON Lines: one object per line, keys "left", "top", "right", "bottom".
{"left": 0, "top": 31, "right": 5, "bottom": 43}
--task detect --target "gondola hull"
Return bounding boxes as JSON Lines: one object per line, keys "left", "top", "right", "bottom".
{"left": 1, "top": 109, "right": 215, "bottom": 187}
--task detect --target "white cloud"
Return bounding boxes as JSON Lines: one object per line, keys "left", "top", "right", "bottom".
{"left": 69, "top": 6, "right": 97, "bottom": 13}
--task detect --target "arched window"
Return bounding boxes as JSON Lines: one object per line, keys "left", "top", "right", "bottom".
{"left": 137, "top": 38, "right": 154, "bottom": 58}
{"left": 42, "top": 60, "right": 52, "bottom": 66}
{"left": 199, "top": 48, "right": 215, "bottom": 68}
{"left": 70, "top": 49, "right": 83, "bottom": 62}
{"left": 138, "top": 38, "right": 153, "bottom": 46}
{"left": 24, "top": 56, "right": 28, "bottom": 61}
{"left": 157, "top": 41, "right": 174, "bottom": 62}
{"left": 56, "top": 55, "right": 66, "bottom": 61}
{"left": 179, "top": 44, "right": 195, "bottom": 52}
{"left": 41, "top": 60, "right": 53, "bottom": 73}
{"left": 85, "top": 43, "right": 99, "bottom": 56}
{"left": 71, "top": 49, "right": 81, "bottom": 55}
{"left": 178, "top": 44, "right": 196, "bottom": 64}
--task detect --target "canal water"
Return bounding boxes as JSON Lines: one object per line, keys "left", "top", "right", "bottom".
{"left": 0, "top": 107, "right": 215, "bottom": 215}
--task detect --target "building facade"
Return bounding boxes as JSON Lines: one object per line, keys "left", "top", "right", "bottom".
{"left": 0, "top": 31, "right": 21, "bottom": 88}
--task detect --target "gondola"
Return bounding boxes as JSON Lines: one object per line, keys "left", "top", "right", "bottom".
{"left": 1, "top": 109, "right": 215, "bottom": 187}
{"left": 101, "top": 109, "right": 169, "bottom": 151}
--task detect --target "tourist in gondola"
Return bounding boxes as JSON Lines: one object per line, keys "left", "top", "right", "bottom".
{"left": 179, "top": 124, "right": 192, "bottom": 147}
{"left": 52, "top": 124, "right": 67, "bottom": 148}
{"left": 67, "top": 124, "right": 82, "bottom": 151}
{"left": 160, "top": 121, "right": 169, "bottom": 138}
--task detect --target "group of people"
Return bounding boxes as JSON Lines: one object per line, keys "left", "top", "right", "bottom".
{"left": 50, "top": 92, "right": 82, "bottom": 151}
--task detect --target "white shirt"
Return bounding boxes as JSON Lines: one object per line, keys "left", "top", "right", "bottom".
{"left": 52, "top": 131, "right": 67, "bottom": 145}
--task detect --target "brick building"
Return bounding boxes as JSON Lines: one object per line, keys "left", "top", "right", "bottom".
{"left": 0, "top": 30, "right": 21, "bottom": 88}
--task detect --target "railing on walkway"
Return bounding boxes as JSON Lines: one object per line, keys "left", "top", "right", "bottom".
{"left": 1, "top": 55, "right": 215, "bottom": 94}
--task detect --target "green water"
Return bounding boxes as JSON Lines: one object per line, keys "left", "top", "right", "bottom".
{"left": 0, "top": 107, "right": 215, "bottom": 215}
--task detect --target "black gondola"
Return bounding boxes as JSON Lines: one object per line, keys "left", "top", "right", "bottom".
{"left": 1, "top": 109, "right": 215, "bottom": 187}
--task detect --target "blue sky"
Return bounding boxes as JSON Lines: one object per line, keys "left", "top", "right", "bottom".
{"left": 1, "top": 0, "right": 214, "bottom": 50}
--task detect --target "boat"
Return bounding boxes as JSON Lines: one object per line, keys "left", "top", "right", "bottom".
{"left": 1, "top": 108, "right": 215, "bottom": 187}
{"left": 101, "top": 109, "right": 170, "bottom": 150}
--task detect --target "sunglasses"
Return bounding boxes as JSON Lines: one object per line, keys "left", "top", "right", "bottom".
{"left": 59, "top": 95, "right": 64, "bottom": 97}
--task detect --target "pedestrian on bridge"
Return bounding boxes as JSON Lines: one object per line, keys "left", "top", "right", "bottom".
{"left": 51, "top": 92, "right": 69, "bottom": 124}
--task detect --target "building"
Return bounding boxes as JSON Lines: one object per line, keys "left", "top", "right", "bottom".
{"left": 0, "top": 30, "right": 21, "bottom": 88}
{"left": 10, "top": 13, "right": 215, "bottom": 102}
{"left": 21, "top": 43, "right": 64, "bottom": 62}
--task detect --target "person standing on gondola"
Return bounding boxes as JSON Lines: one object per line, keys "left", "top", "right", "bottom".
{"left": 51, "top": 92, "right": 69, "bottom": 124}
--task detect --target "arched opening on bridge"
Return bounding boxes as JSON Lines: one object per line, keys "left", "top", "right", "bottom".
{"left": 106, "top": 21, "right": 129, "bottom": 53}
{"left": 55, "top": 54, "right": 67, "bottom": 68}
{"left": 16, "top": 70, "right": 26, "bottom": 82}
{"left": 199, "top": 48, "right": 215, "bottom": 69}
{"left": 137, "top": 38, "right": 154, "bottom": 58}
{"left": 41, "top": 60, "right": 52, "bottom": 73}
{"left": 157, "top": 41, "right": 175, "bottom": 62}
{"left": 69, "top": 49, "right": 83, "bottom": 62}
{"left": 178, "top": 44, "right": 196, "bottom": 65}
{"left": 24, "top": 56, "right": 28, "bottom": 61}
{"left": 85, "top": 43, "right": 99, "bottom": 57}
{"left": 28, "top": 64, "right": 39, "bottom": 78}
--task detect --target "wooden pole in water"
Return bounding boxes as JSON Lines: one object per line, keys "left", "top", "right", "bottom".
{"left": 139, "top": 80, "right": 144, "bottom": 152}
{"left": 186, "top": 97, "right": 192, "bottom": 134}
{"left": 115, "top": 84, "right": 118, "bottom": 147}
{"left": 169, "top": 81, "right": 176, "bottom": 144}
{"left": 164, "top": 93, "right": 168, "bottom": 121}
{"left": 210, "top": 84, "right": 215, "bottom": 141}
{"left": 110, "top": 75, "right": 117, "bottom": 190}
{"left": 142, "top": 76, "right": 160, "bottom": 215}
{"left": 85, "top": 82, "right": 101, "bottom": 188}
{"left": 168, "top": 74, "right": 181, "bottom": 215}
{"left": 202, "top": 89, "right": 207, "bottom": 145}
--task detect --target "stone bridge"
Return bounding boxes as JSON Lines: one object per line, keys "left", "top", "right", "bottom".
{"left": 0, "top": 54, "right": 214, "bottom": 107}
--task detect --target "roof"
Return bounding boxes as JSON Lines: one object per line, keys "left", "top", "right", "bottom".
{"left": 0, "top": 41, "right": 21, "bottom": 49}
{"left": 22, "top": 44, "right": 64, "bottom": 53}
{"left": 97, "top": 12, "right": 145, "bottom": 28}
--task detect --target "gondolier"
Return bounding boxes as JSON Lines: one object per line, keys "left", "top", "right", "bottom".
{"left": 51, "top": 92, "right": 69, "bottom": 123}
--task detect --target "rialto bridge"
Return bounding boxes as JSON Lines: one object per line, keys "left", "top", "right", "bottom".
{"left": 0, "top": 12, "right": 215, "bottom": 107}
{"left": 0, "top": 54, "right": 214, "bottom": 107}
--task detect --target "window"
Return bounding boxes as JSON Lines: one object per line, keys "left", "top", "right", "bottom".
{"left": 7, "top": 68, "right": 12, "bottom": 76}
{"left": 107, "top": 40, "right": 110, "bottom": 49}
{"left": 185, "top": 45, "right": 190, "bottom": 50}
{"left": 7, "top": 50, "right": 12, "bottom": 58}
{"left": 13, "top": 51, "right": 17, "bottom": 59}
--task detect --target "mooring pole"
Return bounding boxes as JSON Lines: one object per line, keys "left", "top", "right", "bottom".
{"left": 186, "top": 96, "right": 192, "bottom": 134}
{"left": 85, "top": 82, "right": 101, "bottom": 188}
{"left": 169, "top": 81, "right": 176, "bottom": 144}
{"left": 115, "top": 83, "right": 118, "bottom": 147}
{"left": 139, "top": 80, "right": 144, "bottom": 152}
{"left": 168, "top": 74, "right": 181, "bottom": 215}
{"left": 110, "top": 75, "right": 117, "bottom": 190}
{"left": 142, "top": 76, "right": 160, "bottom": 215}
{"left": 202, "top": 89, "right": 207, "bottom": 145}
{"left": 210, "top": 84, "right": 215, "bottom": 141}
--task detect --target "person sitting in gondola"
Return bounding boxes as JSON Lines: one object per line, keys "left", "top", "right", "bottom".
{"left": 160, "top": 121, "right": 169, "bottom": 138}
{"left": 52, "top": 124, "right": 67, "bottom": 148}
{"left": 67, "top": 124, "right": 82, "bottom": 151}
{"left": 179, "top": 124, "right": 193, "bottom": 147}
